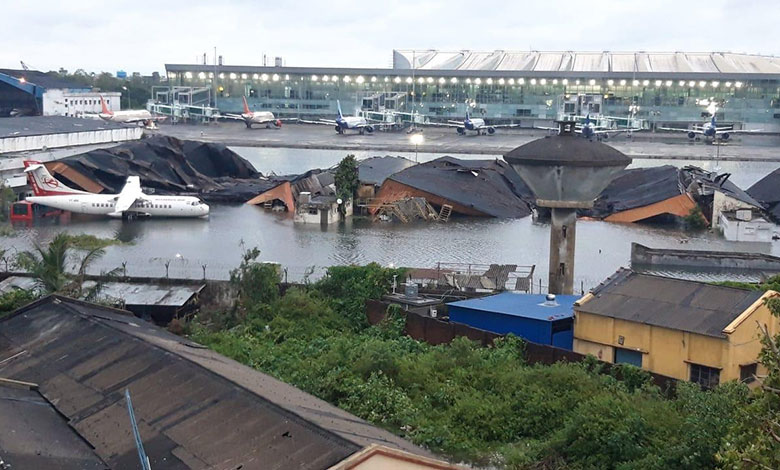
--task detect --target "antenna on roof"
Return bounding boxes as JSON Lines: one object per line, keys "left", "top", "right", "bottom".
{"left": 125, "top": 389, "right": 152, "bottom": 470}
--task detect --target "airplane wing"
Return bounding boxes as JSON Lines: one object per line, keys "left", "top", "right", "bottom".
{"left": 299, "top": 119, "right": 337, "bottom": 125}
{"left": 490, "top": 123, "right": 522, "bottom": 129}
{"left": 534, "top": 125, "right": 559, "bottom": 132}
{"left": 221, "top": 114, "right": 246, "bottom": 121}
{"left": 114, "top": 176, "right": 144, "bottom": 213}
{"left": 419, "top": 121, "right": 461, "bottom": 128}
{"left": 592, "top": 127, "right": 641, "bottom": 135}
{"left": 658, "top": 127, "right": 703, "bottom": 135}
{"left": 725, "top": 129, "right": 762, "bottom": 134}
{"left": 119, "top": 116, "right": 166, "bottom": 123}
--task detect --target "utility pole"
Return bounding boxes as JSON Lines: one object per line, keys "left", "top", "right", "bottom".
{"left": 213, "top": 46, "right": 218, "bottom": 109}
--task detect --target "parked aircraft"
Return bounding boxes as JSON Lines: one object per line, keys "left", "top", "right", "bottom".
{"left": 425, "top": 108, "right": 520, "bottom": 135}
{"left": 301, "top": 100, "right": 376, "bottom": 134}
{"left": 659, "top": 115, "right": 759, "bottom": 142}
{"left": 538, "top": 115, "right": 639, "bottom": 140}
{"left": 99, "top": 96, "right": 165, "bottom": 128}
{"left": 223, "top": 97, "right": 291, "bottom": 129}
{"left": 23, "top": 162, "right": 209, "bottom": 219}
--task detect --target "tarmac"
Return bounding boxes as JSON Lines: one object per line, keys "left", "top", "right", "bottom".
{"left": 153, "top": 121, "right": 780, "bottom": 162}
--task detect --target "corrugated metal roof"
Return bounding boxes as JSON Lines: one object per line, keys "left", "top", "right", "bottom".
{"left": 0, "top": 276, "right": 40, "bottom": 295}
{"left": 394, "top": 50, "right": 780, "bottom": 75}
{"left": 0, "top": 115, "right": 126, "bottom": 139}
{"left": 0, "top": 296, "right": 431, "bottom": 470}
{"left": 577, "top": 269, "right": 765, "bottom": 338}
{"left": 81, "top": 281, "right": 203, "bottom": 307}
{"left": 0, "top": 69, "right": 89, "bottom": 90}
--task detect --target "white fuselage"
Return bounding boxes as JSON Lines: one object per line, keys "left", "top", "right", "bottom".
{"left": 244, "top": 111, "right": 277, "bottom": 125}
{"left": 342, "top": 116, "right": 368, "bottom": 128}
{"left": 27, "top": 194, "right": 209, "bottom": 218}
{"left": 99, "top": 110, "right": 154, "bottom": 123}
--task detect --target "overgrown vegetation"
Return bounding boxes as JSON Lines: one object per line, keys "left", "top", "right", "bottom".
{"left": 684, "top": 206, "right": 708, "bottom": 230}
{"left": 187, "top": 254, "right": 780, "bottom": 469}
{"left": 0, "top": 289, "right": 39, "bottom": 318}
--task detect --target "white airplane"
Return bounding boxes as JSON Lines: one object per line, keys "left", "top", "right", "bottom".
{"left": 302, "top": 100, "right": 376, "bottom": 134}
{"left": 23, "top": 162, "right": 209, "bottom": 219}
{"left": 424, "top": 108, "right": 521, "bottom": 135}
{"left": 659, "top": 115, "right": 760, "bottom": 142}
{"left": 99, "top": 96, "right": 165, "bottom": 128}
{"left": 222, "top": 96, "right": 290, "bottom": 129}
{"left": 538, "top": 115, "right": 639, "bottom": 140}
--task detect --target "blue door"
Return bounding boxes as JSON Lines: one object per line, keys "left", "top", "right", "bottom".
{"left": 614, "top": 348, "right": 642, "bottom": 367}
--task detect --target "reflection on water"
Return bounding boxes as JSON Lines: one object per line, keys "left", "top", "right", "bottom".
{"left": 4, "top": 204, "right": 777, "bottom": 292}
{"left": 2, "top": 146, "right": 777, "bottom": 291}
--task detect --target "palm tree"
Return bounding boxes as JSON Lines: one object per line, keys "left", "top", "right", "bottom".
{"left": 15, "top": 233, "right": 106, "bottom": 294}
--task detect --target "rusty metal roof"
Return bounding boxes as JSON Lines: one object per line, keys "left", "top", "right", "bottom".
{"left": 81, "top": 281, "right": 204, "bottom": 307}
{"left": 0, "top": 296, "right": 430, "bottom": 470}
{"left": 577, "top": 268, "right": 764, "bottom": 338}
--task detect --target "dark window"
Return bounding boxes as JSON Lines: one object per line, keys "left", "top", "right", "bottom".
{"left": 12, "top": 204, "right": 28, "bottom": 216}
{"left": 740, "top": 363, "right": 757, "bottom": 384}
{"left": 614, "top": 348, "right": 642, "bottom": 367}
{"left": 690, "top": 363, "right": 720, "bottom": 388}
{"left": 551, "top": 318, "right": 573, "bottom": 334}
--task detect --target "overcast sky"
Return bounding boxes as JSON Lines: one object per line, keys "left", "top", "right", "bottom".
{"left": 3, "top": 0, "right": 778, "bottom": 74}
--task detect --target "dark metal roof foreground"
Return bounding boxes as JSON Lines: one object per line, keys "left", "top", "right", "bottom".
{"left": 504, "top": 134, "right": 632, "bottom": 168}
{"left": 578, "top": 268, "right": 764, "bottom": 338}
{"left": 0, "top": 296, "right": 431, "bottom": 470}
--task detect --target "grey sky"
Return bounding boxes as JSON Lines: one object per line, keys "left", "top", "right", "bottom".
{"left": 3, "top": 0, "right": 778, "bottom": 74}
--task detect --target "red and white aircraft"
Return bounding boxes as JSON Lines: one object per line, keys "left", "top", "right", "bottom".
{"left": 223, "top": 96, "right": 292, "bottom": 129}
{"left": 98, "top": 96, "right": 165, "bottom": 128}
{"left": 23, "top": 161, "right": 209, "bottom": 219}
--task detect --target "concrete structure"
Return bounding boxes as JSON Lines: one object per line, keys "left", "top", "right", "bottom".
{"left": 0, "top": 116, "right": 141, "bottom": 154}
{"left": 167, "top": 50, "right": 780, "bottom": 129}
{"left": 505, "top": 123, "right": 632, "bottom": 294}
{"left": 447, "top": 292, "right": 577, "bottom": 349}
{"left": 573, "top": 268, "right": 780, "bottom": 386}
{"left": 294, "top": 193, "right": 353, "bottom": 224}
{"left": 0, "top": 295, "right": 440, "bottom": 469}
{"left": 42, "top": 89, "right": 121, "bottom": 117}
{"left": 719, "top": 210, "right": 775, "bottom": 242}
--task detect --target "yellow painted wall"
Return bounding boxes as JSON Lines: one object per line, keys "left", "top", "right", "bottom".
{"left": 574, "top": 292, "right": 779, "bottom": 384}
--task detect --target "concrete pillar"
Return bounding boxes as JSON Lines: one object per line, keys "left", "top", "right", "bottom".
{"left": 548, "top": 208, "right": 577, "bottom": 295}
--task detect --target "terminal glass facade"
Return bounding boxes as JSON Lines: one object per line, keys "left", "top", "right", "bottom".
{"left": 165, "top": 67, "right": 780, "bottom": 127}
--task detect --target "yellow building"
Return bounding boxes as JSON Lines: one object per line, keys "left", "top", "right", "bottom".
{"left": 573, "top": 269, "right": 779, "bottom": 387}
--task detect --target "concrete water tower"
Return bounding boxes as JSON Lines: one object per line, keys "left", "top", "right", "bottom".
{"left": 504, "top": 122, "right": 632, "bottom": 294}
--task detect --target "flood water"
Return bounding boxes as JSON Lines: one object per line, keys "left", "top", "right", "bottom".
{"left": 2, "top": 146, "right": 779, "bottom": 291}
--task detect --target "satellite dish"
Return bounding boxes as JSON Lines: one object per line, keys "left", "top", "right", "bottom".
{"left": 337, "top": 198, "right": 343, "bottom": 205}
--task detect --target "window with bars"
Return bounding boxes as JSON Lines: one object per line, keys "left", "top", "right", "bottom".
{"left": 690, "top": 363, "right": 720, "bottom": 388}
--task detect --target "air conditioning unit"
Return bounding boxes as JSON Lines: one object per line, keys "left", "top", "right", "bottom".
{"left": 736, "top": 209, "right": 753, "bottom": 221}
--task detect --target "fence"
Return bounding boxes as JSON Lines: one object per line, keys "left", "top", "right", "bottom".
{"left": 366, "top": 299, "right": 678, "bottom": 394}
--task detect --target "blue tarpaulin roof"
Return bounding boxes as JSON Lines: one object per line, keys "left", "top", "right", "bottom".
{"left": 447, "top": 292, "right": 577, "bottom": 322}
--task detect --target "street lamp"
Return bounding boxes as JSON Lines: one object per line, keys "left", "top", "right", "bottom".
{"left": 121, "top": 86, "right": 128, "bottom": 110}
{"left": 409, "top": 133, "right": 424, "bottom": 162}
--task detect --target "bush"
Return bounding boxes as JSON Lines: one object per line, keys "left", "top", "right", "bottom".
{"left": 0, "top": 289, "right": 39, "bottom": 318}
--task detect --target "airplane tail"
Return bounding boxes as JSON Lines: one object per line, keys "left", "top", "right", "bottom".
{"left": 465, "top": 107, "right": 470, "bottom": 120}
{"left": 100, "top": 95, "right": 112, "bottom": 115}
{"left": 23, "top": 161, "right": 88, "bottom": 196}
{"left": 585, "top": 113, "right": 591, "bottom": 124}
{"left": 242, "top": 96, "right": 251, "bottom": 114}
{"left": 337, "top": 100, "right": 343, "bottom": 119}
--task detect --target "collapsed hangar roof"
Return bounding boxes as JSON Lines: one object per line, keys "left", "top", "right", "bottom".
{"left": 393, "top": 50, "right": 780, "bottom": 75}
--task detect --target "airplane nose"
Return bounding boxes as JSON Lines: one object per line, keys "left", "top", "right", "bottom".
{"left": 201, "top": 204, "right": 210, "bottom": 216}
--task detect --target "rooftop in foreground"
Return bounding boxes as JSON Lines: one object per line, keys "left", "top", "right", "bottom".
{"left": 0, "top": 295, "right": 431, "bottom": 469}
{"left": 0, "top": 115, "right": 128, "bottom": 138}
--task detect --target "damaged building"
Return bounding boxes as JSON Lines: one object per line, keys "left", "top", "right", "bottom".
{"left": 245, "top": 170, "right": 351, "bottom": 224}
{"left": 748, "top": 168, "right": 780, "bottom": 224}
{"left": 372, "top": 156, "right": 534, "bottom": 219}
{"left": 357, "top": 156, "right": 416, "bottom": 199}
{"left": 36, "top": 135, "right": 266, "bottom": 202}
{"left": 588, "top": 165, "right": 768, "bottom": 235}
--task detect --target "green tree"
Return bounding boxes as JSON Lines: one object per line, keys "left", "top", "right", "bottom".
{"left": 334, "top": 154, "right": 358, "bottom": 212}
{"left": 15, "top": 233, "right": 107, "bottom": 293}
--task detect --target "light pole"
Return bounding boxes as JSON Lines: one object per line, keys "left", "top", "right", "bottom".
{"left": 410, "top": 133, "right": 424, "bottom": 162}
{"left": 121, "top": 86, "right": 128, "bottom": 110}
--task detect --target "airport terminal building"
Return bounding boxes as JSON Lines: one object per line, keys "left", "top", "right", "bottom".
{"left": 165, "top": 50, "right": 780, "bottom": 129}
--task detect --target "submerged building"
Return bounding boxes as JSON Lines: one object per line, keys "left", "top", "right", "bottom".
{"left": 166, "top": 50, "right": 780, "bottom": 129}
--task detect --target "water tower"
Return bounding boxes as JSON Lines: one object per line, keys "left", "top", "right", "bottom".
{"left": 504, "top": 122, "right": 632, "bottom": 294}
